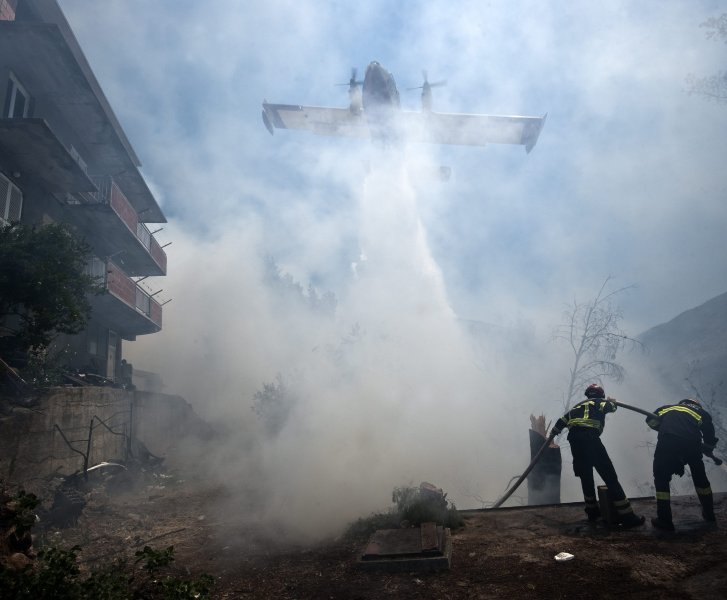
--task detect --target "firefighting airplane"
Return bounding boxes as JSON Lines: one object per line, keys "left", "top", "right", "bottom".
{"left": 261, "top": 61, "right": 546, "bottom": 153}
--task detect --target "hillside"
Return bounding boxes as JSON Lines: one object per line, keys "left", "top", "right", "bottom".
{"left": 638, "top": 291, "right": 727, "bottom": 402}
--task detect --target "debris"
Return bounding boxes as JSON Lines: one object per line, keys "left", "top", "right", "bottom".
{"left": 554, "top": 552, "right": 574, "bottom": 562}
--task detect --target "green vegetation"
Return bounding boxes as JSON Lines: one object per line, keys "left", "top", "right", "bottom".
{"left": 0, "top": 223, "right": 101, "bottom": 363}
{"left": 1, "top": 485, "right": 214, "bottom": 599}
{"left": 0, "top": 544, "right": 214, "bottom": 599}
{"left": 251, "top": 373, "right": 297, "bottom": 436}
{"left": 263, "top": 255, "right": 337, "bottom": 317}
{"left": 3, "top": 489, "right": 40, "bottom": 535}
{"left": 345, "top": 484, "right": 464, "bottom": 541}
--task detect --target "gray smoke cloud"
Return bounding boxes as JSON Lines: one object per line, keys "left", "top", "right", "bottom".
{"left": 56, "top": 0, "right": 727, "bottom": 538}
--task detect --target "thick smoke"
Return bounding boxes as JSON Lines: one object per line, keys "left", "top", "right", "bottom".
{"left": 128, "top": 148, "right": 542, "bottom": 540}
{"left": 55, "top": 0, "right": 727, "bottom": 540}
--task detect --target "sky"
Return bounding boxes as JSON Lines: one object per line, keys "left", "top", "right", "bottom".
{"left": 56, "top": 0, "right": 727, "bottom": 537}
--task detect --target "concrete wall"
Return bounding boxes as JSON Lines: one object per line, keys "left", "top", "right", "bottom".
{"left": 0, "top": 387, "right": 211, "bottom": 493}
{"left": 0, "top": 387, "right": 130, "bottom": 488}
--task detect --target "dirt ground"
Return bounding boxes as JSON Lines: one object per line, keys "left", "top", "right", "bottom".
{"left": 30, "top": 465, "right": 727, "bottom": 600}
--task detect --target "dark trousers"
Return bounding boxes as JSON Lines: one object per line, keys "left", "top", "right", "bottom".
{"left": 569, "top": 428, "right": 634, "bottom": 518}
{"left": 653, "top": 433, "right": 713, "bottom": 523}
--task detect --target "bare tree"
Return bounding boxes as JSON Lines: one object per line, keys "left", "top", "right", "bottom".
{"left": 554, "top": 277, "right": 641, "bottom": 410}
{"left": 686, "top": 14, "right": 727, "bottom": 104}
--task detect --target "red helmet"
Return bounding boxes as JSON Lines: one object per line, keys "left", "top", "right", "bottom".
{"left": 585, "top": 384, "right": 605, "bottom": 399}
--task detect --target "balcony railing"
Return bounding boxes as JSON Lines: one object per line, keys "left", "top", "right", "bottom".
{"left": 107, "top": 261, "right": 161, "bottom": 327}
{"left": 86, "top": 258, "right": 162, "bottom": 331}
{"left": 89, "top": 176, "right": 167, "bottom": 273}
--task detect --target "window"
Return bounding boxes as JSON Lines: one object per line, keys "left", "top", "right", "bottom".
{"left": 107, "top": 330, "right": 118, "bottom": 380}
{"left": 85, "top": 256, "right": 107, "bottom": 285}
{"left": 0, "top": 171, "right": 23, "bottom": 225}
{"left": 4, "top": 72, "right": 30, "bottom": 118}
{"left": 87, "top": 322, "right": 99, "bottom": 355}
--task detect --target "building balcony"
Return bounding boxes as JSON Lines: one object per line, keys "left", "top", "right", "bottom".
{"left": 66, "top": 176, "right": 167, "bottom": 276}
{"left": 88, "top": 258, "right": 162, "bottom": 340}
{"left": 0, "top": 118, "right": 97, "bottom": 192}
{"left": 0, "top": 19, "right": 165, "bottom": 222}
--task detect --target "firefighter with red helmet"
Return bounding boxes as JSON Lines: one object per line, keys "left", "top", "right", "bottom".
{"left": 647, "top": 398, "right": 718, "bottom": 531}
{"left": 550, "top": 384, "right": 645, "bottom": 527}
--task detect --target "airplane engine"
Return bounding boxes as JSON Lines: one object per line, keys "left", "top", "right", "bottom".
{"left": 349, "top": 87, "right": 362, "bottom": 115}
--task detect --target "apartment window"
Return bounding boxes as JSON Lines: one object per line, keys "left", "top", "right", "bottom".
{"left": 85, "top": 256, "right": 107, "bottom": 285}
{"left": 0, "top": 171, "right": 23, "bottom": 225}
{"left": 4, "top": 72, "right": 31, "bottom": 118}
{"left": 87, "top": 322, "right": 99, "bottom": 356}
{"left": 88, "top": 335, "right": 98, "bottom": 356}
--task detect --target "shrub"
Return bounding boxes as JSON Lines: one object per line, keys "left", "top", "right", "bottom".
{"left": 344, "top": 482, "right": 464, "bottom": 541}
{"left": 0, "top": 544, "right": 214, "bottom": 599}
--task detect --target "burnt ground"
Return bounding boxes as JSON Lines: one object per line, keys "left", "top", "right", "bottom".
{"left": 34, "top": 471, "right": 727, "bottom": 599}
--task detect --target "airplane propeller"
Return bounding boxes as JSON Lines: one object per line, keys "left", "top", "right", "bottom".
{"left": 337, "top": 67, "right": 364, "bottom": 114}
{"left": 336, "top": 68, "right": 363, "bottom": 88}
{"left": 408, "top": 70, "right": 446, "bottom": 111}
{"left": 407, "top": 70, "right": 447, "bottom": 92}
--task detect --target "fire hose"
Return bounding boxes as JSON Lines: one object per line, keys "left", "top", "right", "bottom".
{"left": 490, "top": 401, "right": 725, "bottom": 509}
{"left": 490, "top": 429, "right": 557, "bottom": 509}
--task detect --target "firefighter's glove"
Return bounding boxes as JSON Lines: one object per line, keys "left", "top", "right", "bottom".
{"left": 645, "top": 416, "right": 661, "bottom": 431}
{"left": 702, "top": 444, "right": 714, "bottom": 457}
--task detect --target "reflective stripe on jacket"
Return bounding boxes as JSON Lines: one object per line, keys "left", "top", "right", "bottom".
{"left": 552, "top": 399, "right": 616, "bottom": 436}
{"left": 647, "top": 401, "right": 718, "bottom": 450}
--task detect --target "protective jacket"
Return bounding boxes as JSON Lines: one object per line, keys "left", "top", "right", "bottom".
{"left": 646, "top": 400, "right": 718, "bottom": 451}
{"left": 552, "top": 398, "right": 617, "bottom": 437}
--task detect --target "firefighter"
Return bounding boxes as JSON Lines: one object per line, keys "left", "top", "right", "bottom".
{"left": 646, "top": 398, "right": 718, "bottom": 531}
{"left": 550, "top": 384, "right": 645, "bottom": 527}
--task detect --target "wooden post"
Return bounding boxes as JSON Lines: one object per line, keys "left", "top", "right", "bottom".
{"left": 598, "top": 485, "right": 619, "bottom": 526}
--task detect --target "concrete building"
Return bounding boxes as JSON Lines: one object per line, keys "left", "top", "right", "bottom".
{"left": 0, "top": 0, "right": 166, "bottom": 381}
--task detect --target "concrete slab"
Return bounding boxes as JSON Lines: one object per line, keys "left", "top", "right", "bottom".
{"left": 358, "top": 522, "right": 452, "bottom": 572}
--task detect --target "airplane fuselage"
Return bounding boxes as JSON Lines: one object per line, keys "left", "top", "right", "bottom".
{"left": 362, "top": 62, "right": 400, "bottom": 111}
{"left": 361, "top": 61, "right": 401, "bottom": 139}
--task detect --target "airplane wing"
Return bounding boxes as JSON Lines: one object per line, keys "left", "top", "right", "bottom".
{"left": 262, "top": 102, "right": 368, "bottom": 138}
{"left": 400, "top": 111, "right": 547, "bottom": 153}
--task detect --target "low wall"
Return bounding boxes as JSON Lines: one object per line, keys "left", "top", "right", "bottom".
{"left": 0, "top": 387, "right": 211, "bottom": 493}
{"left": 0, "top": 387, "right": 130, "bottom": 490}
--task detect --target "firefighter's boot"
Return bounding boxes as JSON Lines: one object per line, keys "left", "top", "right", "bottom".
{"left": 583, "top": 494, "right": 600, "bottom": 522}
{"left": 619, "top": 513, "right": 645, "bottom": 529}
{"left": 585, "top": 506, "right": 601, "bottom": 522}
{"left": 612, "top": 497, "right": 644, "bottom": 528}
{"left": 698, "top": 490, "right": 716, "bottom": 523}
{"left": 652, "top": 498, "right": 675, "bottom": 531}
